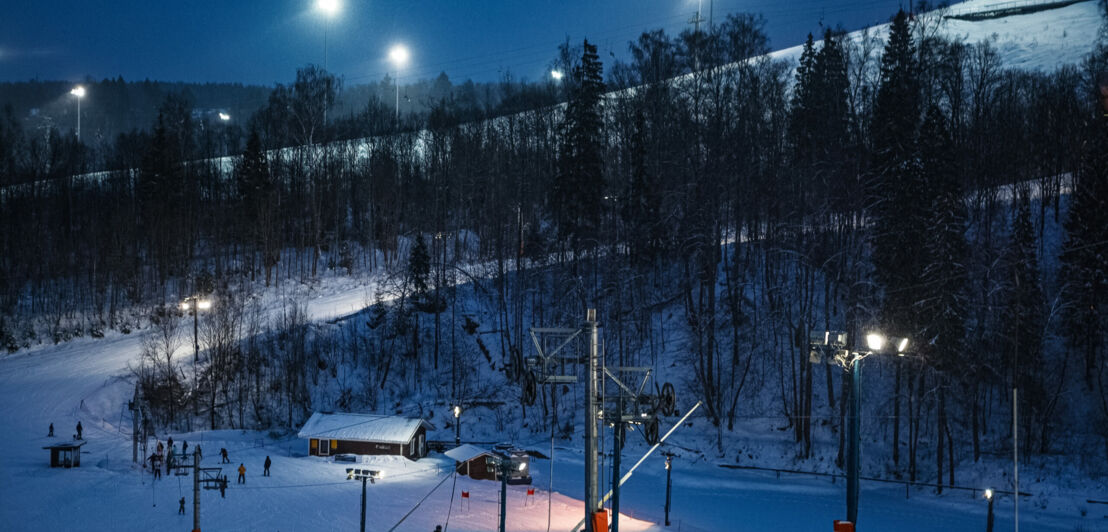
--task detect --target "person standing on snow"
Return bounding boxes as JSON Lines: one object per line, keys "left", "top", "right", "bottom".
{"left": 237, "top": 463, "right": 246, "bottom": 484}
{"left": 219, "top": 476, "right": 227, "bottom": 498}
{"left": 263, "top": 456, "right": 271, "bottom": 476}
{"left": 220, "top": 447, "right": 229, "bottom": 464}
{"left": 76, "top": 421, "right": 82, "bottom": 439}
{"left": 48, "top": 423, "right": 54, "bottom": 437}
{"left": 178, "top": 497, "right": 186, "bottom": 515}
{"left": 182, "top": 441, "right": 188, "bottom": 456}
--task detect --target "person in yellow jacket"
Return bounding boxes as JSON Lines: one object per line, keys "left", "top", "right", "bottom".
{"left": 237, "top": 463, "right": 246, "bottom": 484}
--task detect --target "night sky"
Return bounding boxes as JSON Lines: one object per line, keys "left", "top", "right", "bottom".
{"left": 3, "top": 0, "right": 910, "bottom": 86}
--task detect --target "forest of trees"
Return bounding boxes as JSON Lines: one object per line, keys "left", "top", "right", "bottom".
{"left": 2, "top": 7, "right": 1108, "bottom": 488}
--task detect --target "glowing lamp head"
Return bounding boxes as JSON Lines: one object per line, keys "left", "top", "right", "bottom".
{"left": 180, "top": 302, "right": 191, "bottom": 311}
{"left": 389, "top": 45, "right": 409, "bottom": 67}
{"left": 453, "top": 405, "right": 461, "bottom": 418}
{"left": 218, "top": 112, "right": 230, "bottom": 121}
{"left": 551, "top": 70, "right": 564, "bottom": 80}
{"left": 896, "top": 337, "right": 909, "bottom": 353}
{"left": 70, "top": 86, "right": 86, "bottom": 98}
{"left": 984, "top": 488, "right": 993, "bottom": 500}
{"left": 518, "top": 462, "right": 527, "bottom": 472}
{"left": 197, "top": 300, "right": 212, "bottom": 310}
{"left": 317, "top": 0, "right": 340, "bottom": 16}
{"left": 865, "top": 333, "right": 886, "bottom": 352}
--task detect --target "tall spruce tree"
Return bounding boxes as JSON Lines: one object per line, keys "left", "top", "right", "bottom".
{"left": 869, "top": 9, "right": 925, "bottom": 337}
{"left": 1003, "top": 189, "right": 1047, "bottom": 449}
{"left": 919, "top": 106, "right": 968, "bottom": 489}
{"left": 1060, "top": 95, "right": 1108, "bottom": 387}
{"left": 554, "top": 39, "right": 606, "bottom": 252}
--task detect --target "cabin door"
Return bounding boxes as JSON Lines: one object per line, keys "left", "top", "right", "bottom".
{"left": 320, "top": 439, "right": 330, "bottom": 456}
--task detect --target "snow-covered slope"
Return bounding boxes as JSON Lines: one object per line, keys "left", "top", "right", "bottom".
{"left": 2, "top": 3, "right": 1106, "bottom": 531}
{"left": 771, "top": 0, "right": 1100, "bottom": 69}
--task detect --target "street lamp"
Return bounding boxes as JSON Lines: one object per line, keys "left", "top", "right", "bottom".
{"left": 810, "top": 330, "right": 909, "bottom": 526}
{"left": 551, "top": 69, "right": 564, "bottom": 81}
{"left": 497, "top": 457, "right": 527, "bottom": 532}
{"left": 452, "top": 404, "right": 462, "bottom": 446}
{"left": 388, "top": 44, "right": 409, "bottom": 122}
{"left": 180, "top": 296, "right": 212, "bottom": 413}
{"left": 984, "top": 489, "right": 995, "bottom": 532}
{"left": 316, "top": 0, "right": 340, "bottom": 70}
{"left": 70, "top": 86, "right": 86, "bottom": 140}
{"left": 346, "top": 468, "right": 381, "bottom": 532}
{"left": 663, "top": 452, "right": 675, "bottom": 527}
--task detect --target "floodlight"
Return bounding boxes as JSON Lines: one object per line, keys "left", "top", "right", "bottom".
{"left": 389, "top": 45, "right": 409, "bottom": 67}
{"left": 317, "top": 0, "right": 340, "bottom": 16}
{"left": 865, "top": 333, "right": 885, "bottom": 352}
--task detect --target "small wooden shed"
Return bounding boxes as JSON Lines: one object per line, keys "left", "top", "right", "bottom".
{"left": 298, "top": 412, "right": 433, "bottom": 460}
{"left": 43, "top": 441, "right": 86, "bottom": 468}
{"left": 445, "top": 444, "right": 499, "bottom": 480}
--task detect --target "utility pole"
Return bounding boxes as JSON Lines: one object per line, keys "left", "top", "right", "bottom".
{"left": 584, "top": 308, "right": 601, "bottom": 532}
{"left": 192, "top": 447, "right": 200, "bottom": 532}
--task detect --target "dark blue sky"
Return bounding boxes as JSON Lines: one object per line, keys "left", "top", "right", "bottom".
{"left": 3, "top": 1, "right": 910, "bottom": 86}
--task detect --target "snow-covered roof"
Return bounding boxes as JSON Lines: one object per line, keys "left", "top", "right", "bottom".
{"left": 444, "top": 444, "right": 494, "bottom": 463}
{"left": 297, "top": 412, "right": 432, "bottom": 444}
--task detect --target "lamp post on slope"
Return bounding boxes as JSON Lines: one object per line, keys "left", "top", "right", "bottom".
{"left": 346, "top": 468, "right": 381, "bottom": 532}
{"left": 70, "top": 86, "right": 86, "bottom": 140}
{"left": 181, "top": 296, "right": 212, "bottom": 417}
{"left": 388, "top": 44, "right": 409, "bottom": 123}
{"left": 810, "top": 330, "right": 909, "bottom": 526}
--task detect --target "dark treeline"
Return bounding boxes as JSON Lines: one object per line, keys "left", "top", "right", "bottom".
{"left": 0, "top": 71, "right": 560, "bottom": 176}
{"left": 3, "top": 7, "right": 1108, "bottom": 485}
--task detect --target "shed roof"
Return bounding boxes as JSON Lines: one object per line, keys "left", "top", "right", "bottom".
{"left": 444, "top": 444, "right": 494, "bottom": 463}
{"left": 42, "top": 441, "right": 87, "bottom": 450}
{"left": 297, "top": 412, "right": 433, "bottom": 444}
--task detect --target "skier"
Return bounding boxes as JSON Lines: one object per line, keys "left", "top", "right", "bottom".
{"left": 178, "top": 497, "right": 186, "bottom": 515}
{"left": 220, "top": 447, "right": 229, "bottom": 464}
{"left": 167, "top": 436, "right": 173, "bottom": 450}
{"left": 48, "top": 423, "right": 54, "bottom": 437}
{"left": 263, "top": 456, "right": 271, "bottom": 477}
{"left": 76, "top": 421, "right": 83, "bottom": 439}
{"left": 157, "top": 440, "right": 164, "bottom": 454}
{"left": 237, "top": 463, "right": 246, "bottom": 484}
{"left": 182, "top": 441, "right": 188, "bottom": 456}
{"left": 149, "top": 453, "right": 162, "bottom": 480}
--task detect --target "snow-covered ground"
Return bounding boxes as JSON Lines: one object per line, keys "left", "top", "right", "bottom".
{"left": 3, "top": 2, "right": 1107, "bottom": 530}
{"left": 1, "top": 272, "right": 1102, "bottom": 531}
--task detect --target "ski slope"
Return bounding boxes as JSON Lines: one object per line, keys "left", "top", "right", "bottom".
{"left": 2, "top": 1, "right": 1106, "bottom": 530}
{"left": 0, "top": 273, "right": 1100, "bottom": 531}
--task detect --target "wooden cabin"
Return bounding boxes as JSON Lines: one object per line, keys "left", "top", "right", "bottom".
{"left": 444, "top": 444, "right": 532, "bottom": 484}
{"left": 43, "top": 441, "right": 86, "bottom": 468}
{"left": 298, "top": 412, "right": 432, "bottom": 460}
{"left": 445, "top": 444, "right": 499, "bottom": 480}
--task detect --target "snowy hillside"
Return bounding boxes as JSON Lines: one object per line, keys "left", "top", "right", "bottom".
{"left": 771, "top": 0, "right": 1100, "bottom": 69}
{"left": 3, "top": 2, "right": 1108, "bottom": 532}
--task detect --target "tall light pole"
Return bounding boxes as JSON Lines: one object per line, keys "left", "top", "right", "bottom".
{"left": 316, "top": 0, "right": 340, "bottom": 70}
{"left": 498, "top": 456, "right": 527, "bottom": 532}
{"left": 663, "top": 452, "right": 674, "bottom": 527}
{"left": 70, "top": 86, "right": 86, "bottom": 140}
{"left": 181, "top": 296, "right": 212, "bottom": 417}
{"left": 810, "top": 331, "right": 908, "bottom": 526}
{"left": 388, "top": 44, "right": 409, "bottom": 123}
{"left": 346, "top": 468, "right": 381, "bottom": 532}
{"left": 452, "top": 404, "right": 462, "bottom": 446}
